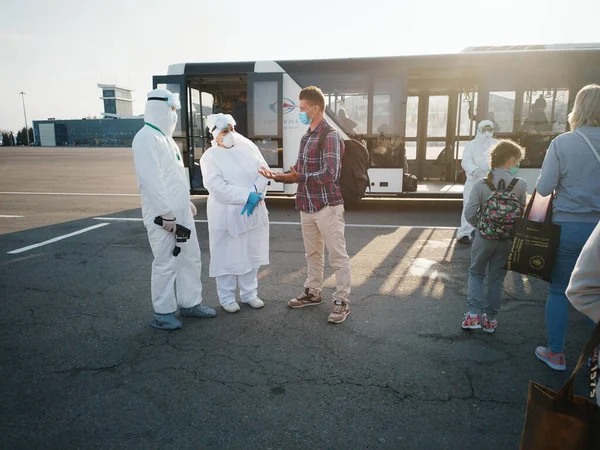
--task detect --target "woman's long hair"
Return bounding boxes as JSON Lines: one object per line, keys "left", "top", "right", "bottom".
{"left": 569, "top": 84, "right": 600, "bottom": 130}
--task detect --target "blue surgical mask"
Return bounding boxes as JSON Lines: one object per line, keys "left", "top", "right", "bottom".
{"left": 299, "top": 106, "right": 315, "bottom": 125}
{"left": 509, "top": 164, "right": 520, "bottom": 176}
{"left": 299, "top": 112, "right": 311, "bottom": 125}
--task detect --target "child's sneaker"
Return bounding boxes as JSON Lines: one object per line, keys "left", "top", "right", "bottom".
{"left": 483, "top": 317, "right": 498, "bottom": 333}
{"left": 461, "top": 313, "right": 481, "bottom": 329}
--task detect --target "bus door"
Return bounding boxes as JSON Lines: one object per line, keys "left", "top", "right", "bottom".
{"left": 186, "top": 86, "right": 214, "bottom": 190}
{"left": 406, "top": 93, "right": 454, "bottom": 181}
{"left": 152, "top": 75, "right": 190, "bottom": 178}
{"left": 247, "top": 73, "right": 285, "bottom": 192}
{"left": 185, "top": 73, "right": 250, "bottom": 191}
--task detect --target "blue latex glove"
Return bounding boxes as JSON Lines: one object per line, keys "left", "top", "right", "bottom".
{"left": 247, "top": 191, "right": 262, "bottom": 206}
{"left": 241, "top": 202, "right": 257, "bottom": 217}
{"left": 240, "top": 191, "right": 262, "bottom": 217}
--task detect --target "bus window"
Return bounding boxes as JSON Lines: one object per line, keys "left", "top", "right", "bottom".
{"left": 519, "top": 89, "right": 569, "bottom": 168}
{"left": 426, "top": 142, "right": 448, "bottom": 161}
{"left": 457, "top": 91, "right": 478, "bottom": 137}
{"left": 405, "top": 141, "right": 417, "bottom": 160}
{"left": 333, "top": 94, "right": 367, "bottom": 134}
{"left": 252, "top": 81, "right": 279, "bottom": 136}
{"left": 293, "top": 73, "right": 369, "bottom": 135}
{"left": 370, "top": 80, "right": 405, "bottom": 169}
{"left": 253, "top": 139, "right": 281, "bottom": 167}
{"left": 522, "top": 89, "right": 569, "bottom": 133}
{"left": 427, "top": 96, "right": 449, "bottom": 138}
{"left": 373, "top": 80, "right": 401, "bottom": 135}
{"left": 488, "top": 91, "right": 516, "bottom": 133}
{"left": 189, "top": 88, "right": 203, "bottom": 150}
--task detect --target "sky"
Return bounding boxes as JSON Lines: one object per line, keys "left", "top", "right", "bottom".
{"left": 1, "top": 0, "right": 599, "bottom": 133}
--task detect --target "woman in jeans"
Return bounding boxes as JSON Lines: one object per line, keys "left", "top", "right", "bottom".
{"left": 535, "top": 84, "right": 600, "bottom": 371}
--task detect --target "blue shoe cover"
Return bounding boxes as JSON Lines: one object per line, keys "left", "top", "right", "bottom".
{"left": 150, "top": 313, "right": 183, "bottom": 330}
{"left": 179, "top": 304, "right": 216, "bottom": 318}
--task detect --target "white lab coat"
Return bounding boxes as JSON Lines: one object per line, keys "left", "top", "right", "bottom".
{"left": 200, "top": 135, "right": 270, "bottom": 277}
{"left": 457, "top": 133, "right": 499, "bottom": 239}
{"left": 131, "top": 96, "right": 203, "bottom": 314}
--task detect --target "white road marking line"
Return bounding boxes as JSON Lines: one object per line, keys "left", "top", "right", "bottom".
{"left": 0, "top": 215, "right": 24, "bottom": 218}
{"left": 0, "top": 192, "right": 139, "bottom": 197}
{"left": 7, "top": 223, "right": 110, "bottom": 255}
{"left": 93, "top": 217, "right": 458, "bottom": 230}
{"left": 95, "top": 217, "right": 144, "bottom": 221}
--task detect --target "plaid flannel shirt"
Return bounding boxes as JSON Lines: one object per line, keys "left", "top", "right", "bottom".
{"left": 294, "top": 119, "right": 345, "bottom": 213}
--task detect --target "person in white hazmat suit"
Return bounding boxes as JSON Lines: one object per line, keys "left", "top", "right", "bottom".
{"left": 200, "top": 114, "right": 270, "bottom": 313}
{"left": 132, "top": 89, "right": 216, "bottom": 330}
{"left": 457, "top": 120, "right": 499, "bottom": 244}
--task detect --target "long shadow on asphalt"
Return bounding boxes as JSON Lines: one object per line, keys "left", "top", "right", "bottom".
{"left": 0, "top": 203, "right": 594, "bottom": 449}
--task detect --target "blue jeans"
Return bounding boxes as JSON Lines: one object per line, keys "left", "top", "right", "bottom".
{"left": 546, "top": 221, "right": 597, "bottom": 353}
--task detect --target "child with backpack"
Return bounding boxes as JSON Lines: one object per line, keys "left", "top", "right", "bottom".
{"left": 461, "top": 140, "right": 528, "bottom": 333}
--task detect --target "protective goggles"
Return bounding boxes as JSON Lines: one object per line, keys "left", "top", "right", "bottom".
{"left": 148, "top": 93, "right": 181, "bottom": 110}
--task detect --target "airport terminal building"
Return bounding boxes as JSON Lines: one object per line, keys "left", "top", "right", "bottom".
{"left": 33, "top": 84, "right": 144, "bottom": 147}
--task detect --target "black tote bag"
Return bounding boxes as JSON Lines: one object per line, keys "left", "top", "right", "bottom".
{"left": 506, "top": 190, "right": 561, "bottom": 283}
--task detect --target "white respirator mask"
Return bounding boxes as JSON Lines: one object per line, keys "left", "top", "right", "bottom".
{"left": 222, "top": 132, "right": 236, "bottom": 148}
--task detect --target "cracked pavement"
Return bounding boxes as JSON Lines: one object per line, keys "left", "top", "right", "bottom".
{"left": 0, "top": 147, "right": 593, "bottom": 449}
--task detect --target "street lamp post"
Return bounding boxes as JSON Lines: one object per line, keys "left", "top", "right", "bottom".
{"left": 18, "top": 92, "right": 30, "bottom": 146}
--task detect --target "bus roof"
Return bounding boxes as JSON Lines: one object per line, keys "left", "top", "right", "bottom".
{"left": 166, "top": 44, "right": 600, "bottom": 76}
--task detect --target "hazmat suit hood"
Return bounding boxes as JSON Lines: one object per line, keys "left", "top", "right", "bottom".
{"left": 475, "top": 120, "right": 495, "bottom": 139}
{"left": 206, "top": 113, "right": 236, "bottom": 139}
{"left": 144, "top": 89, "right": 180, "bottom": 137}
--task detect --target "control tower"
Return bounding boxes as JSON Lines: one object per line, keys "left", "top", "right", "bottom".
{"left": 98, "top": 84, "right": 133, "bottom": 118}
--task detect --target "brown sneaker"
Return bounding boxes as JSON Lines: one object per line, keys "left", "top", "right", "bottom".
{"left": 328, "top": 300, "right": 350, "bottom": 324}
{"left": 288, "top": 288, "right": 322, "bottom": 308}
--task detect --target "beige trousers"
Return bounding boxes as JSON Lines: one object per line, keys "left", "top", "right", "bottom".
{"left": 300, "top": 205, "right": 351, "bottom": 303}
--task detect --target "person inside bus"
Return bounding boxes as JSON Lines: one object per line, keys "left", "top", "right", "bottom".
{"left": 372, "top": 124, "right": 391, "bottom": 167}
{"left": 337, "top": 108, "right": 357, "bottom": 134}
{"left": 200, "top": 113, "right": 270, "bottom": 314}
{"left": 523, "top": 97, "right": 551, "bottom": 132}
{"left": 131, "top": 89, "right": 216, "bottom": 330}
{"left": 258, "top": 86, "right": 352, "bottom": 324}
{"left": 534, "top": 84, "right": 600, "bottom": 372}
{"left": 232, "top": 91, "right": 248, "bottom": 137}
{"left": 457, "top": 120, "right": 499, "bottom": 244}
{"left": 521, "top": 97, "right": 551, "bottom": 166}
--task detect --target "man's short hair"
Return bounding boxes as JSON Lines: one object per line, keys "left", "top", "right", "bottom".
{"left": 299, "top": 86, "right": 325, "bottom": 112}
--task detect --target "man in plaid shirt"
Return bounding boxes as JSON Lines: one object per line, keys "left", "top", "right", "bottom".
{"left": 259, "top": 86, "right": 352, "bottom": 323}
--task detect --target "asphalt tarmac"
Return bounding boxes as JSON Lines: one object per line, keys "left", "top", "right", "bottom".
{"left": 0, "top": 147, "right": 593, "bottom": 449}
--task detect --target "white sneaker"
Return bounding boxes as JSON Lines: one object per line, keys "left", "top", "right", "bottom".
{"left": 245, "top": 298, "right": 265, "bottom": 309}
{"left": 222, "top": 302, "right": 241, "bottom": 313}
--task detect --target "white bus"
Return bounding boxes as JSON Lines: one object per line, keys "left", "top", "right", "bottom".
{"left": 152, "top": 44, "right": 600, "bottom": 199}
